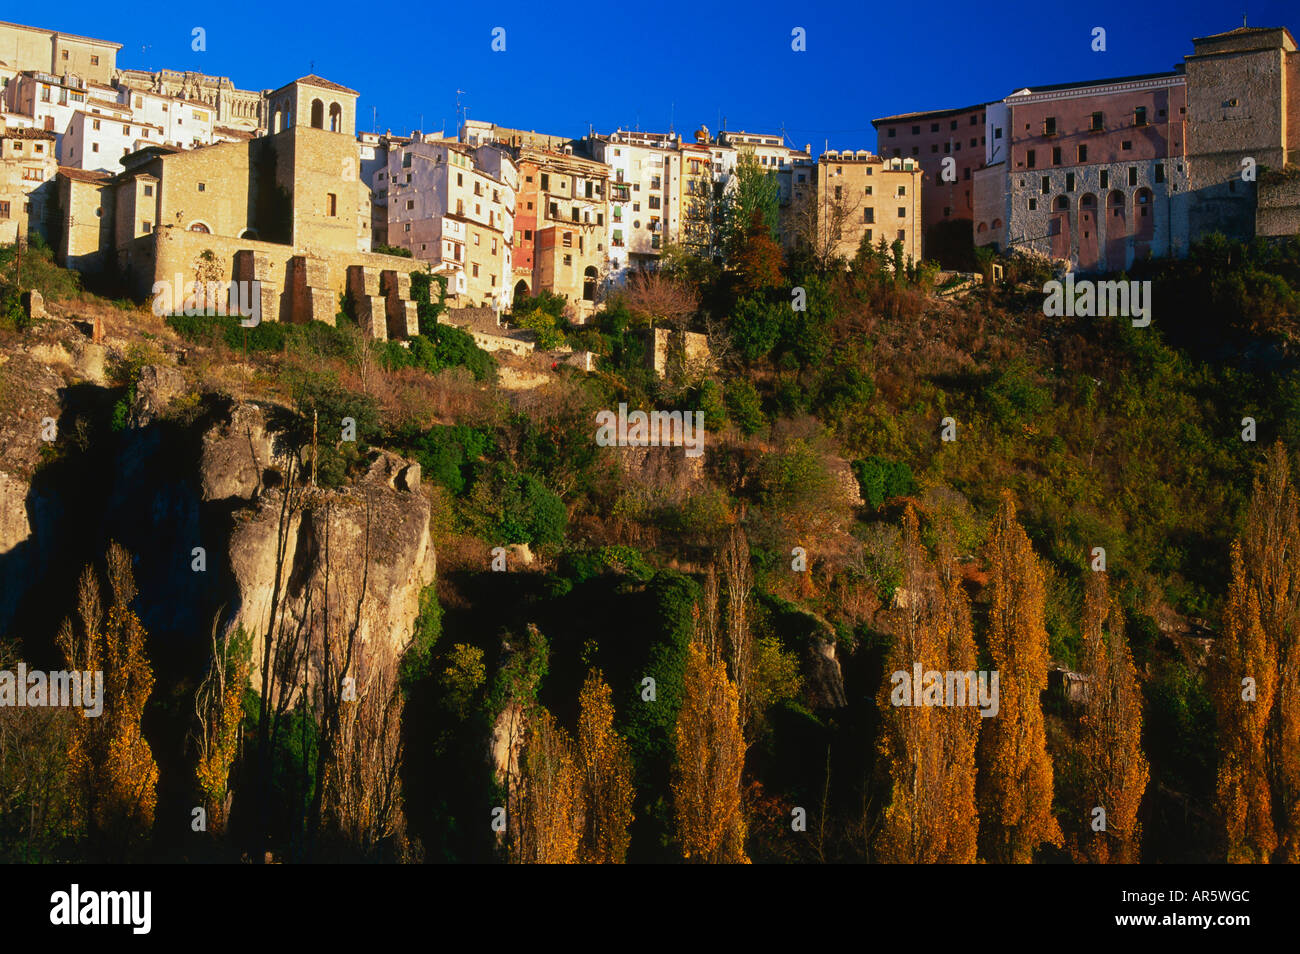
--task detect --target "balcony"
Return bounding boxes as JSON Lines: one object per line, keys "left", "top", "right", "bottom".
{"left": 609, "top": 184, "right": 631, "bottom": 202}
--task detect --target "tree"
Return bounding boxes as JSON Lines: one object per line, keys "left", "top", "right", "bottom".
{"left": 57, "top": 543, "right": 159, "bottom": 858}
{"left": 1073, "top": 572, "right": 1148, "bottom": 863}
{"left": 193, "top": 618, "right": 251, "bottom": 837}
{"left": 875, "top": 506, "right": 979, "bottom": 862}
{"left": 785, "top": 175, "right": 863, "bottom": 273}
{"left": 1214, "top": 442, "right": 1300, "bottom": 862}
{"left": 672, "top": 641, "right": 748, "bottom": 862}
{"left": 622, "top": 268, "right": 699, "bottom": 330}
{"left": 723, "top": 148, "right": 779, "bottom": 261}
{"left": 977, "top": 493, "right": 1063, "bottom": 863}
{"left": 719, "top": 527, "right": 755, "bottom": 733}
{"left": 575, "top": 669, "right": 635, "bottom": 863}
{"left": 731, "top": 209, "right": 785, "bottom": 296}
{"left": 512, "top": 706, "right": 582, "bottom": 864}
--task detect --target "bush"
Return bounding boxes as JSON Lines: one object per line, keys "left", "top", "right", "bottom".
{"left": 852, "top": 455, "right": 914, "bottom": 509}
{"left": 725, "top": 378, "right": 766, "bottom": 435}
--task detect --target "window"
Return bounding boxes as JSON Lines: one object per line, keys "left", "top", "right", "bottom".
{"left": 949, "top": 120, "right": 957, "bottom": 130}
{"left": 0, "top": 201, "right": 8, "bottom": 219}
{"left": 144, "top": 184, "right": 153, "bottom": 196}
{"left": 897, "top": 207, "right": 906, "bottom": 218}
{"left": 970, "top": 138, "right": 977, "bottom": 148}
{"left": 994, "top": 127, "right": 1003, "bottom": 140}
{"left": 523, "top": 229, "right": 532, "bottom": 240}
{"left": 142, "top": 221, "right": 151, "bottom": 231}
{"left": 649, "top": 195, "right": 660, "bottom": 209}
{"left": 1155, "top": 164, "right": 1165, "bottom": 183}
{"left": 864, "top": 229, "right": 872, "bottom": 241}
{"left": 897, "top": 185, "right": 906, "bottom": 196}
{"left": 911, "top": 146, "right": 919, "bottom": 156}
{"left": 474, "top": 233, "right": 480, "bottom": 246}
{"left": 834, "top": 185, "right": 842, "bottom": 200}
{"left": 472, "top": 264, "right": 479, "bottom": 277}
{"left": 1028, "top": 198, "right": 1037, "bottom": 211}
{"left": 863, "top": 208, "right": 874, "bottom": 223}
{"left": 327, "top": 193, "right": 337, "bottom": 216}
{"left": 92, "top": 119, "right": 101, "bottom": 131}
{"left": 11, "top": 142, "right": 20, "bottom": 152}
{"left": 897, "top": 229, "right": 906, "bottom": 241}
{"left": 62, "top": 50, "right": 68, "bottom": 60}
{"left": 491, "top": 238, "right": 497, "bottom": 253}
{"left": 563, "top": 231, "right": 572, "bottom": 247}
{"left": 123, "top": 124, "right": 130, "bottom": 135}
{"left": 198, "top": 182, "right": 206, "bottom": 192}
{"left": 1043, "top": 116, "right": 1057, "bottom": 136}
{"left": 563, "top": 254, "right": 572, "bottom": 265}
{"left": 1090, "top": 112, "right": 1104, "bottom": 132}
{"left": 1052, "top": 147, "right": 1061, "bottom": 165}
{"left": 1066, "top": 173, "right": 1076, "bottom": 191}
{"left": 887, "top": 128, "right": 896, "bottom": 138}
{"left": 1100, "top": 170, "right": 1109, "bottom": 189}
{"left": 406, "top": 199, "right": 414, "bottom": 210}
{"left": 865, "top": 185, "right": 873, "bottom": 195}
{"left": 1078, "top": 144, "right": 1088, "bottom": 162}
{"left": 943, "top": 206, "right": 951, "bottom": 217}
{"left": 1129, "top": 167, "right": 1138, "bottom": 186}
{"left": 1026, "top": 149, "right": 1036, "bottom": 169}
{"left": 92, "top": 143, "right": 99, "bottom": 153}
{"left": 1134, "top": 106, "right": 1147, "bottom": 126}
{"left": 91, "top": 55, "right": 99, "bottom": 65}
{"left": 1041, "top": 176, "right": 1050, "bottom": 195}
{"left": 457, "top": 173, "right": 463, "bottom": 185}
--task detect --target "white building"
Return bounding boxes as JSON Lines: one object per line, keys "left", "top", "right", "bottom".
{"left": 116, "top": 87, "right": 215, "bottom": 149}
{"left": 62, "top": 109, "right": 160, "bottom": 172}
{"left": 386, "top": 138, "right": 517, "bottom": 309}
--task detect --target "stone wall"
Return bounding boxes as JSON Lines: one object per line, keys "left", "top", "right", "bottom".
{"left": 1257, "top": 172, "right": 1300, "bottom": 238}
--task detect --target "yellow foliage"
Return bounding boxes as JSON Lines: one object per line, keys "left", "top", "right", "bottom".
{"left": 576, "top": 669, "right": 635, "bottom": 863}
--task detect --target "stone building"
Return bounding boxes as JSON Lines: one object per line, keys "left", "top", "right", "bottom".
{"left": 996, "top": 70, "right": 1192, "bottom": 271}
{"left": 53, "top": 75, "right": 420, "bottom": 341}
{"left": 783, "top": 151, "right": 923, "bottom": 264}
{"left": 1182, "top": 26, "right": 1299, "bottom": 241}
{"left": 114, "top": 68, "right": 264, "bottom": 132}
{"left": 0, "top": 125, "right": 57, "bottom": 243}
{"left": 0, "top": 20, "right": 120, "bottom": 86}
{"left": 872, "top": 103, "right": 989, "bottom": 247}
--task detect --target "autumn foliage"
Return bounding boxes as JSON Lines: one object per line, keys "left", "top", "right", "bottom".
{"left": 977, "top": 494, "right": 1062, "bottom": 863}
{"left": 673, "top": 641, "right": 748, "bottom": 862}
{"left": 575, "top": 669, "right": 635, "bottom": 863}
{"left": 57, "top": 543, "right": 158, "bottom": 855}
{"left": 875, "top": 506, "right": 979, "bottom": 862}
{"left": 1072, "top": 572, "right": 1148, "bottom": 863}
{"left": 1214, "top": 443, "right": 1300, "bottom": 863}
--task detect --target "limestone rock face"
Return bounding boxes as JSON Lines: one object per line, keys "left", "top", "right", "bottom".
{"left": 129, "top": 364, "right": 186, "bottom": 427}
{"left": 225, "top": 446, "right": 437, "bottom": 693}
{"left": 788, "top": 609, "right": 848, "bottom": 709}
{"left": 200, "top": 402, "right": 278, "bottom": 502}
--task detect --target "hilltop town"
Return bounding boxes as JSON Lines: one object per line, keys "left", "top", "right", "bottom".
{"left": 1, "top": 17, "right": 1297, "bottom": 324}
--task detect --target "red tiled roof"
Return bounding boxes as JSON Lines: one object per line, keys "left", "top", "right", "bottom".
{"left": 57, "top": 166, "right": 111, "bottom": 184}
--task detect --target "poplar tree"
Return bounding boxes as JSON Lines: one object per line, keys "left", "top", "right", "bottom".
{"left": 977, "top": 493, "right": 1062, "bottom": 862}
{"left": 673, "top": 641, "right": 747, "bottom": 862}
{"left": 57, "top": 543, "right": 158, "bottom": 856}
{"left": 576, "top": 669, "right": 635, "bottom": 863}
{"left": 876, "top": 506, "right": 979, "bottom": 862}
{"left": 1074, "top": 572, "right": 1148, "bottom": 863}
{"left": 512, "top": 706, "right": 582, "bottom": 864}
{"left": 1214, "top": 442, "right": 1300, "bottom": 862}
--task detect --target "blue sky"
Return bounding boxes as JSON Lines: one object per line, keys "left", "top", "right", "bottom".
{"left": 40, "top": 0, "right": 1300, "bottom": 156}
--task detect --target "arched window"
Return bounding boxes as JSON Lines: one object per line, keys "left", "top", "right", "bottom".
{"left": 1054, "top": 195, "right": 1070, "bottom": 211}
{"left": 513, "top": 279, "right": 529, "bottom": 301}
{"left": 1080, "top": 194, "right": 1096, "bottom": 208}
{"left": 188, "top": 222, "right": 211, "bottom": 233}
{"left": 991, "top": 218, "right": 1002, "bottom": 229}
{"left": 310, "top": 99, "right": 324, "bottom": 129}
{"left": 583, "top": 266, "right": 598, "bottom": 302}
{"left": 329, "top": 102, "right": 343, "bottom": 132}
{"left": 1108, "top": 189, "right": 1126, "bottom": 215}
{"left": 977, "top": 222, "right": 988, "bottom": 233}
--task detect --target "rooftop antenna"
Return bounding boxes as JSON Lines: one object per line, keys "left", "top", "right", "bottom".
{"left": 372, "top": 105, "right": 376, "bottom": 133}
{"left": 455, "top": 89, "right": 467, "bottom": 134}
{"left": 670, "top": 101, "right": 675, "bottom": 135}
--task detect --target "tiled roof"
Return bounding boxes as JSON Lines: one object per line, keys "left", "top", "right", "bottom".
{"left": 57, "top": 166, "right": 111, "bottom": 183}
{"left": 2, "top": 126, "right": 56, "bottom": 141}
{"left": 274, "top": 74, "right": 359, "bottom": 96}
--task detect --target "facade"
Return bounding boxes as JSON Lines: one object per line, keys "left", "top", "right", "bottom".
{"left": 53, "top": 75, "right": 419, "bottom": 340}
{"left": 0, "top": 20, "right": 120, "bottom": 86}
{"left": 1182, "top": 26, "right": 1299, "bottom": 241}
{"left": 385, "top": 138, "right": 517, "bottom": 309}
{"left": 524, "top": 147, "right": 610, "bottom": 319}
{"left": 784, "top": 151, "right": 922, "bottom": 263}
{"left": 872, "top": 103, "right": 988, "bottom": 244}
{"left": 996, "top": 71, "right": 1190, "bottom": 270}
{"left": 62, "top": 107, "right": 161, "bottom": 172}
{"left": 0, "top": 125, "right": 56, "bottom": 242}
{"left": 460, "top": 119, "right": 572, "bottom": 152}
{"left": 581, "top": 130, "right": 679, "bottom": 275}
{"left": 116, "top": 87, "right": 217, "bottom": 149}
{"left": 677, "top": 139, "right": 714, "bottom": 253}
{"left": 114, "top": 68, "right": 264, "bottom": 132}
